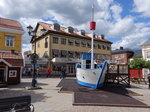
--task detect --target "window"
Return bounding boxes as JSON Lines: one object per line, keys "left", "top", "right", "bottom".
{"left": 81, "top": 41, "right": 86, "bottom": 47}
{"left": 43, "top": 51, "right": 49, "bottom": 58}
{"left": 98, "top": 44, "right": 101, "bottom": 49}
{"left": 121, "top": 54, "right": 125, "bottom": 58}
{"left": 87, "top": 42, "right": 91, "bottom": 48}
{"left": 9, "top": 70, "right": 17, "bottom": 77}
{"left": 68, "top": 39, "right": 74, "bottom": 45}
{"left": 94, "top": 44, "right": 97, "bottom": 48}
{"left": 45, "top": 37, "right": 48, "bottom": 48}
{"left": 61, "top": 38, "right": 66, "bottom": 45}
{"left": 5, "top": 35, "right": 14, "bottom": 47}
{"left": 52, "top": 49, "right": 59, "bottom": 58}
{"left": 61, "top": 50, "right": 67, "bottom": 57}
{"left": 102, "top": 45, "right": 106, "bottom": 50}
{"left": 146, "top": 50, "right": 150, "bottom": 58}
{"left": 107, "top": 46, "right": 110, "bottom": 50}
{"left": 115, "top": 55, "right": 118, "bottom": 58}
{"left": 68, "top": 51, "right": 74, "bottom": 58}
{"left": 75, "top": 40, "right": 80, "bottom": 47}
{"left": 53, "top": 37, "right": 59, "bottom": 44}
{"left": 75, "top": 52, "right": 80, "bottom": 58}
{"left": 32, "top": 44, "right": 35, "bottom": 50}
{"left": 38, "top": 42, "right": 40, "bottom": 48}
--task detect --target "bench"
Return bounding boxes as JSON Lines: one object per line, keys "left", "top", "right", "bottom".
{"left": 0, "top": 95, "right": 34, "bottom": 112}
{"left": 130, "top": 78, "right": 147, "bottom": 85}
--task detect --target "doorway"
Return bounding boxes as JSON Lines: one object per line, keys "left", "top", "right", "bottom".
{"left": 0, "top": 69, "right": 5, "bottom": 83}
{"left": 67, "top": 64, "right": 75, "bottom": 75}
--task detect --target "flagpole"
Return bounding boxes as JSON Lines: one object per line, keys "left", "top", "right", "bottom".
{"left": 90, "top": 4, "right": 95, "bottom": 69}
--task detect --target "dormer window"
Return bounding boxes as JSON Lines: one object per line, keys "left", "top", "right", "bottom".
{"left": 53, "top": 23, "right": 60, "bottom": 31}
{"left": 5, "top": 35, "right": 14, "bottom": 47}
{"left": 81, "top": 30, "right": 85, "bottom": 36}
{"left": 68, "top": 26, "right": 74, "bottom": 33}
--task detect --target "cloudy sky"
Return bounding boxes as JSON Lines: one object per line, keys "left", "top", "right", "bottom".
{"left": 0, "top": 0, "right": 150, "bottom": 52}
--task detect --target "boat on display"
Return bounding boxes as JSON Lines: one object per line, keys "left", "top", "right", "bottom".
{"left": 76, "top": 5, "right": 108, "bottom": 89}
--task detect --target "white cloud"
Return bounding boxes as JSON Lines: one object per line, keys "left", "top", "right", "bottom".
{"left": 133, "top": 0, "right": 150, "bottom": 17}
{"left": 112, "top": 23, "right": 150, "bottom": 49}
{"left": 0, "top": 0, "right": 149, "bottom": 52}
{"left": 110, "top": 4, "right": 122, "bottom": 20}
{"left": 22, "top": 44, "right": 31, "bottom": 54}
{"left": 108, "top": 17, "right": 135, "bottom": 37}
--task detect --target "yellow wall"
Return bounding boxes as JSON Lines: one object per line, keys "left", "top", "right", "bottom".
{"left": 0, "top": 31, "right": 22, "bottom": 52}
{"left": 50, "top": 34, "right": 111, "bottom": 54}
{"left": 35, "top": 35, "right": 50, "bottom": 57}
{"left": 33, "top": 24, "right": 111, "bottom": 59}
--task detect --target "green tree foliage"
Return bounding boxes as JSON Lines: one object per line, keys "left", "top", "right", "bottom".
{"left": 144, "top": 61, "right": 150, "bottom": 68}
{"left": 129, "top": 58, "right": 145, "bottom": 70}
{"left": 132, "top": 55, "right": 142, "bottom": 59}
{"left": 129, "top": 58, "right": 150, "bottom": 69}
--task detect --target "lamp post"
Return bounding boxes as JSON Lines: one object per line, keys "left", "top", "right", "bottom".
{"left": 27, "top": 25, "right": 38, "bottom": 87}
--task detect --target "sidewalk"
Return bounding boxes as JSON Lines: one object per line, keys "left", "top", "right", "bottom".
{"left": 0, "top": 78, "right": 150, "bottom": 112}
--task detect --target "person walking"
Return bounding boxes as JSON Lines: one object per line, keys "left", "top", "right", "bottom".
{"left": 60, "top": 66, "right": 66, "bottom": 79}
{"left": 46, "top": 67, "right": 51, "bottom": 78}
{"left": 36, "top": 68, "right": 40, "bottom": 78}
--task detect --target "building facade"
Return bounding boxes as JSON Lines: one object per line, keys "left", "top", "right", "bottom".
{"left": 141, "top": 39, "right": 150, "bottom": 61}
{"left": 0, "top": 18, "right": 24, "bottom": 84}
{"left": 111, "top": 47, "right": 134, "bottom": 64}
{"left": 31, "top": 22, "right": 112, "bottom": 75}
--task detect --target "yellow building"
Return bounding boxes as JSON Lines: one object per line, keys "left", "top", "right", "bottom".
{"left": 31, "top": 22, "right": 112, "bottom": 75}
{"left": 0, "top": 18, "right": 24, "bottom": 84}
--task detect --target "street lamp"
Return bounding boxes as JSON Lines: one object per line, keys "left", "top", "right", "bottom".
{"left": 27, "top": 25, "right": 38, "bottom": 88}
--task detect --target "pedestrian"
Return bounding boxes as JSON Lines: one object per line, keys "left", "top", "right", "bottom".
{"left": 36, "top": 68, "right": 40, "bottom": 78}
{"left": 60, "top": 66, "right": 66, "bottom": 79}
{"left": 46, "top": 67, "right": 51, "bottom": 78}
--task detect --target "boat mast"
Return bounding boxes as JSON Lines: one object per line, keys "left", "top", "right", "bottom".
{"left": 90, "top": 4, "right": 96, "bottom": 69}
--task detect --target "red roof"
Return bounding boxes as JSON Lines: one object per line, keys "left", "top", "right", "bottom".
{"left": 0, "top": 52, "right": 23, "bottom": 66}
{"left": 0, "top": 17, "right": 23, "bottom": 31}
{"left": 34, "top": 22, "right": 112, "bottom": 44}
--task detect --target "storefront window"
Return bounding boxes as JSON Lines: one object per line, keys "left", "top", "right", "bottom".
{"left": 9, "top": 70, "right": 17, "bottom": 77}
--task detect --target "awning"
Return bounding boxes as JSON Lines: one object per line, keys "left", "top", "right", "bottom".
{"left": 52, "top": 57, "right": 81, "bottom": 63}
{"left": 68, "top": 51, "right": 74, "bottom": 54}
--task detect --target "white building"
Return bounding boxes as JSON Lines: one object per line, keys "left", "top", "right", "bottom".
{"left": 141, "top": 39, "right": 150, "bottom": 61}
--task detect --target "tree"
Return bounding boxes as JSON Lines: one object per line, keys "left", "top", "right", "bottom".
{"left": 129, "top": 58, "right": 150, "bottom": 77}
{"left": 144, "top": 60, "right": 150, "bottom": 68}
{"left": 129, "top": 58, "right": 144, "bottom": 78}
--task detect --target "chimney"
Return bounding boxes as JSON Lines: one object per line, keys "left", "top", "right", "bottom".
{"left": 120, "top": 46, "right": 123, "bottom": 50}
